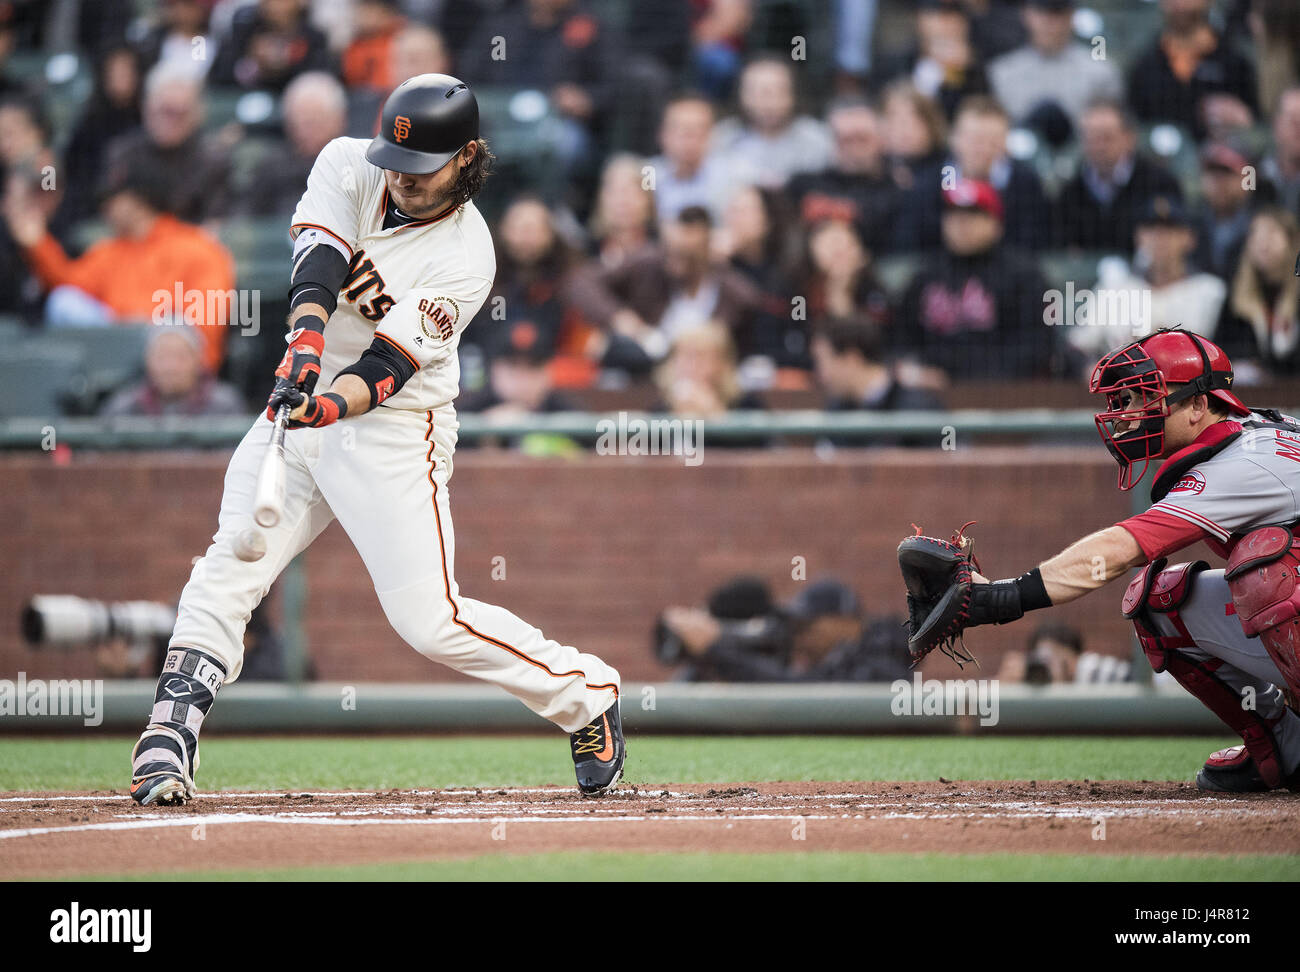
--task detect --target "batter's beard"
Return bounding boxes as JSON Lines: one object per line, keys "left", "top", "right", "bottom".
{"left": 392, "top": 186, "right": 457, "bottom": 220}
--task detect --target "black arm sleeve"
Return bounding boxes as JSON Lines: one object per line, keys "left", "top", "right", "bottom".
{"left": 337, "top": 334, "right": 419, "bottom": 411}
{"left": 289, "top": 237, "right": 350, "bottom": 316}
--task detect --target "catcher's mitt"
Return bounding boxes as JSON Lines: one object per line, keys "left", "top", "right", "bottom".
{"left": 897, "top": 521, "right": 982, "bottom": 666}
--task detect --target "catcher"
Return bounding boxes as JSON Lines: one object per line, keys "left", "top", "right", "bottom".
{"left": 899, "top": 328, "right": 1300, "bottom": 792}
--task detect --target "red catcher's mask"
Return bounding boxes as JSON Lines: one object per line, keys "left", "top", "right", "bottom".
{"left": 1089, "top": 328, "right": 1249, "bottom": 490}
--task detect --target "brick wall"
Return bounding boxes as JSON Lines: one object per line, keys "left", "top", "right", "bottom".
{"left": 1, "top": 446, "right": 1141, "bottom": 685}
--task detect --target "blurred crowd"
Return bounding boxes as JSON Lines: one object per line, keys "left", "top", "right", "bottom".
{"left": 1, "top": 0, "right": 1298, "bottom": 425}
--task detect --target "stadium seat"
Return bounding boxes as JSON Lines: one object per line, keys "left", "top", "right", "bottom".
{"left": 0, "top": 342, "right": 89, "bottom": 419}
{"left": 36, "top": 326, "right": 151, "bottom": 407}
{"left": 218, "top": 216, "right": 292, "bottom": 300}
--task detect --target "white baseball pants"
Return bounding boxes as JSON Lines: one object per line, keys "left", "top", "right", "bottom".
{"left": 170, "top": 406, "right": 619, "bottom": 732}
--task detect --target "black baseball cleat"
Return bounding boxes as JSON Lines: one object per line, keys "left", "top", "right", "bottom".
{"left": 570, "top": 700, "right": 625, "bottom": 796}
{"left": 129, "top": 726, "right": 197, "bottom": 807}
{"left": 1195, "top": 745, "right": 1300, "bottom": 793}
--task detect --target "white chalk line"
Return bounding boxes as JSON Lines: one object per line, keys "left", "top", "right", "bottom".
{"left": 0, "top": 787, "right": 697, "bottom": 805}
{"left": 0, "top": 799, "right": 1282, "bottom": 842}
{"left": 0, "top": 812, "right": 837, "bottom": 841}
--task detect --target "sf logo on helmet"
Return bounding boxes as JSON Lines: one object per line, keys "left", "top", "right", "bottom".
{"left": 394, "top": 115, "right": 412, "bottom": 143}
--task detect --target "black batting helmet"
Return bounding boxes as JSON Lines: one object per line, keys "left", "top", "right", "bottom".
{"left": 366, "top": 73, "right": 479, "bottom": 175}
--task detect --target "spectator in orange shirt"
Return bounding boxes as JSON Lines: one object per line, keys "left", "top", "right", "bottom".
{"left": 2, "top": 162, "right": 236, "bottom": 374}
{"left": 343, "top": 0, "right": 406, "bottom": 91}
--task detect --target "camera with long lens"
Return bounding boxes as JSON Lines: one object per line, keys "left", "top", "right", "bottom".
{"left": 21, "top": 595, "right": 175, "bottom": 651}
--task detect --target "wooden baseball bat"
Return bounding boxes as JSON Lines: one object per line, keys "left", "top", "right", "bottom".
{"left": 253, "top": 404, "right": 290, "bottom": 529}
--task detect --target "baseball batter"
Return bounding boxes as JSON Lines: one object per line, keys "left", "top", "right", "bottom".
{"left": 900, "top": 328, "right": 1300, "bottom": 791}
{"left": 130, "top": 74, "right": 625, "bottom": 806}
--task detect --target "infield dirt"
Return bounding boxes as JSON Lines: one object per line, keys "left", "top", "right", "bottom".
{"left": 2, "top": 781, "right": 1299, "bottom": 878}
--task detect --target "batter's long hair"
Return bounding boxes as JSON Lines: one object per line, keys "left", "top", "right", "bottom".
{"left": 452, "top": 137, "right": 494, "bottom": 206}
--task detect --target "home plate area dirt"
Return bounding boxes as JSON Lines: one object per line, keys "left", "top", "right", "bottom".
{"left": 2, "top": 781, "right": 1299, "bottom": 877}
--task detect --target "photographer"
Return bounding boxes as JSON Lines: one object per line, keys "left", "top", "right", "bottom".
{"left": 655, "top": 576, "right": 912, "bottom": 682}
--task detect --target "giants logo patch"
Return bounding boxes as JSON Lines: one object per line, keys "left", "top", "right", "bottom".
{"left": 1169, "top": 470, "right": 1206, "bottom": 495}
{"left": 418, "top": 296, "right": 459, "bottom": 343}
{"left": 394, "top": 115, "right": 412, "bottom": 143}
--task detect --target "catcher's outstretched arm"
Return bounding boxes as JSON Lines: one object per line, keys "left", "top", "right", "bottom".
{"left": 1033, "top": 525, "right": 1146, "bottom": 605}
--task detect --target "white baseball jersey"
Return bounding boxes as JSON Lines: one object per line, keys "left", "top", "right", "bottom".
{"left": 162, "top": 135, "right": 620, "bottom": 733}
{"left": 1120, "top": 411, "right": 1300, "bottom": 561}
{"left": 289, "top": 136, "right": 495, "bottom": 417}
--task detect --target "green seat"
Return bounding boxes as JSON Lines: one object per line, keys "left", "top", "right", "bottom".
{"left": 41, "top": 325, "right": 151, "bottom": 394}
{"left": 219, "top": 216, "right": 293, "bottom": 301}
{"left": 0, "top": 343, "right": 89, "bottom": 419}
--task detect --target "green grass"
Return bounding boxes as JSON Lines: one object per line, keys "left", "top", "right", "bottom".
{"left": 0, "top": 734, "right": 1241, "bottom": 792}
{"left": 56, "top": 852, "right": 1300, "bottom": 882}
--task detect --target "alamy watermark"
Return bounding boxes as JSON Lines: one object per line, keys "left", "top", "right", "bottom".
{"left": 595, "top": 411, "right": 704, "bottom": 467}
{"left": 890, "top": 673, "right": 999, "bottom": 727}
{"left": 1043, "top": 282, "right": 1152, "bottom": 335}
{"left": 0, "top": 672, "right": 103, "bottom": 727}
{"left": 152, "top": 284, "right": 261, "bottom": 337}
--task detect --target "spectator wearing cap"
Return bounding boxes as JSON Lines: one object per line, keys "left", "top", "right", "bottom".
{"left": 647, "top": 93, "right": 731, "bottom": 224}
{"left": 987, "top": 0, "right": 1122, "bottom": 132}
{"left": 1053, "top": 98, "right": 1183, "bottom": 253}
{"left": 135, "top": 0, "right": 214, "bottom": 79}
{"left": 1071, "top": 195, "right": 1227, "bottom": 357}
{"left": 1262, "top": 87, "right": 1300, "bottom": 216}
{"left": 897, "top": 179, "right": 1058, "bottom": 379}
{"left": 709, "top": 55, "right": 833, "bottom": 190}
{"left": 897, "top": 95, "right": 1051, "bottom": 251}
{"left": 786, "top": 97, "right": 903, "bottom": 258}
{"left": 570, "top": 205, "right": 761, "bottom": 374}
{"left": 103, "top": 61, "right": 233, "bottom": 223}
{"left": 56, "top": 44, "right": 144, "bottom": 229}
{"left": 1126, "top": 0, "right": 1257, "bottom": 139}
{"left": 1193, "top": 139, "right": 1261, "bottom": 280}
{"left": 458, "top": 322, "right": 576, "bottom": 420}
{"left": 235, "top": 71, "right": 346, "bottom": 218}
{"left": 209, "top": 0, "right": 334, "bottom": 93}
{"left": 1217, "top": 207, "right": 1300, "bottom": 376}
{"left": 2, "top": 162, "right": 236, "bottom": 374}
{"left": 874, "top": 0, "right": 991, "bottom": 122}
{"left": 342, "top": 0, "right": 406, "bottom": 92}
{"left": 459, "top": 0, "right": 617, "bottom": 175}
{"left": 100, "top": 326, "right": 245, "bottom": 418}
{"left": 811, "top": 315, "right": 944, "bottom": 414}
{"left": 663, "top": 576, "right": 910, "bottom": 682}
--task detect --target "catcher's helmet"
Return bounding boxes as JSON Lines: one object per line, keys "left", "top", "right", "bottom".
{"left": 1089, "top": 328, "right": 1249, "bottom": 490}
{"left": 366, "top": 73, "right": 478, "bottom": 175}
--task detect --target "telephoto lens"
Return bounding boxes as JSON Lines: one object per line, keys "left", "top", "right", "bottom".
{"left": 21, "top": 595, "right": 175, "bottom": 650}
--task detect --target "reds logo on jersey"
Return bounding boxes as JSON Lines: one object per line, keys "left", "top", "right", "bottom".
{"left": 1169, "top": 470, "right": 1206, "bottom": 495}
{"left": 394, "top": 115, "right": 412, "bottom": 143}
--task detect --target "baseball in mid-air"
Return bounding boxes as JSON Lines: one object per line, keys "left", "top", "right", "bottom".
{"left": 233, "top": 527, "right": 267, "bottom": 563}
